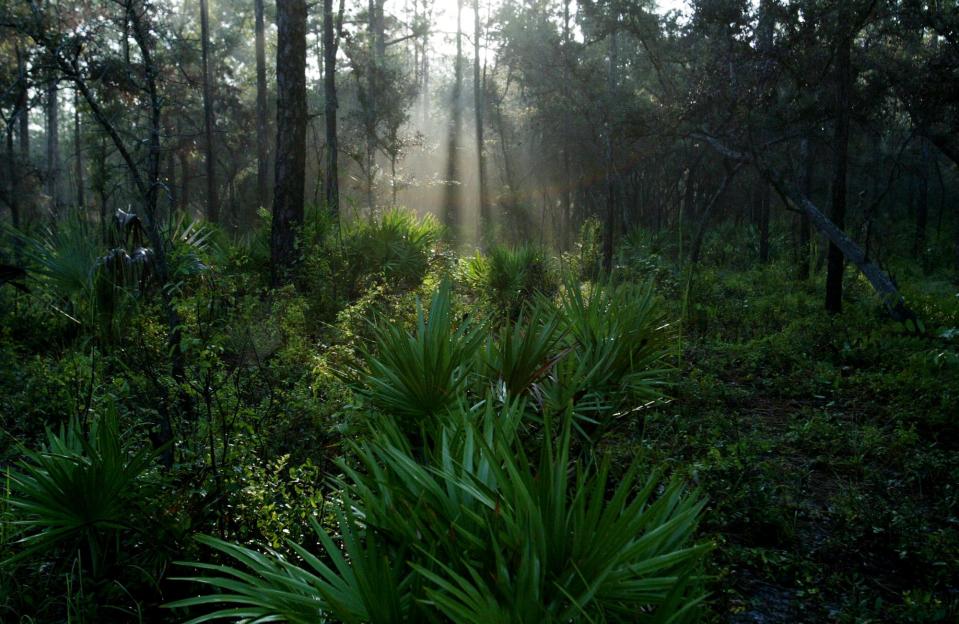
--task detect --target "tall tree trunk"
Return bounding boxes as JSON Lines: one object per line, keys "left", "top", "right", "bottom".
{"left": 45, "top": 75, "right": 60, "bottom": 216}
{"left": 561, "top": 0, "right": 572, "bottom": 248}
{"left": 690, "top": 164, "right": 741, "bottom": 265}
{"left": 73, "top": 88, "right": 84, "bottom": 209}
{"left": 17, "top": 44, "right": 29, "bottom": 165}
{"left": 474, "top": 0, "right": 489, "bottom": 245}
{"left": 825, "top": 21, "right": 851, "bottom": 314}
{"left": 442, "top": 0, "right": 464, "bottom": 239}
{"left": 913, "top": 139, "right": 929, "bottom": 259}
{"left": 798, "top": 137, "right": 813, "bottom": 280}
{"left": 165, "top": 128, "right": 177, "bottom": 218}
{"left": 271, "top": 0, "right": 308, "bottom": 286}
{"left": 324, "top": 0, "right": 342, "bottom": 217}
{"left": 758, "top": 182, "right": 770, "bottom": 263}
{"left": 255, "top": 0, "right": 269, "bottom": 212}
{"left": 413, "top": 0, "right": 420, "bottom": 86}
{"left": 603, "top": 23, "right": 618, "bottom": 272}
{"left": 6, "top": 125, "right": 19, "bottom": 232}
{"left": 200, "top": 0, "right": 219, "bottom": 222}
{"left": 365, "top": 0, "right": 379, "bottom": 213}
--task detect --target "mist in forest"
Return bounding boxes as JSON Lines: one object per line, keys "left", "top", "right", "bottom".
{"left": 1, "top": 1, "right": 958, "bottom": 623}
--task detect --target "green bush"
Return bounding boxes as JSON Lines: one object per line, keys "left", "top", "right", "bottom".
{"left": 463, "top": 243, "right": 557, "bottom": 318}
{"left": 342, "top": 209, "right": 443, "bottom": 296}
{"left": 172, "top": 404, "right": 710, "bottom": 623}
{"left": 544, "top": 280, "right": 673, "bottom": 438}
{"left": 479, "top": 298, "right": 564, "bottom": 399}
{"left": 1, "top": 411, "right": 179, "bottom": 620}
{"left": 351, "top": 281, "right": 484, "bottom": 439}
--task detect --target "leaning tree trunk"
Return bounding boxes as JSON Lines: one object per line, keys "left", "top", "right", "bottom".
{"left": 254, "top": 0, "right": 269, "bottom": 212}
{"left": 271, "top": 0, "right": 308, "bottom": 286}
{"left": 698, "top": 134, "right": 916, "bottom": 323}
{"left": 200, "top": 0, "right": 219, "bottom": 223}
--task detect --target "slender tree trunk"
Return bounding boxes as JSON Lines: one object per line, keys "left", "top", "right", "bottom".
{"left": 561, "top": 0, "right": 573, "bottom": 247}
{"left": 46, "top": 75, "right": 60, "bottom": 216}
{"left": 690, "top": 165, "right": 741, "bottom": 265}
{"left": 474, "top": 0, "right": 489, "bottom": 245}
{"left": 913, "top": 139, "right": 929, "bottom": 259}
{"left": 798, "top": 137, "right": 813, "bottom": 280}
{"left": 6, "top": 126, "right": 19, "bottom": 232}
{"left": 825, "top": 22, "right": 851, "bottom": 314}
{"left": 271, "top": 0, "right": 308, "bottom": 286}
{"left": 255, "top": 0, "right": 269, "bottom": 212}
{"left": 603, "top": 24, "right": 618, "bottom": 272}
{"left": 758, "top": 182, "right": 770, "bottom": 263}
{"left": 180, "top": 152, "right": 190, "bottom": 214}
{"left": 413, "top": 0, "right": 420, "bottom": 86}
{"left": 17, "top": 44, "right": 29, "bottom": 165}
{"left": 165, "top": 128, "right": 177, "bottom": 218}
{"left": 200, "top": 0, "right": 219, "bottom": 222}
{"left": 442, "top": 0, "right": 464, "bottom": 239}
{"left": 324, "top": 0, "right": 342, "bottom": 217}
{"left": 73, "top": 88, "right": 84, "bottom": 209}
{"left": 365, "top": 0, "right": 379, "bottom": 213}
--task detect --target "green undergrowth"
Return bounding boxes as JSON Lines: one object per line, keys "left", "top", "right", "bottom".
{"left": 2, "top": 210, "right": 957, "bottom": 622}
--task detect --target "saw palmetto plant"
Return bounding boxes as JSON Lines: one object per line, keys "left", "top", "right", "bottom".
{"left": 171, "top": 402, "right": 709, "bottom": 623}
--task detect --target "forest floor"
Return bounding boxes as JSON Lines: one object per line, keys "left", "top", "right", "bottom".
{"left": 627, "top": 265, "right": 959, "bottom": 623}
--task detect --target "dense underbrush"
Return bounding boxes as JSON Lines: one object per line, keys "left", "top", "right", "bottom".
{"left": 1, "top": 210, "right": 957, "bottom": 622}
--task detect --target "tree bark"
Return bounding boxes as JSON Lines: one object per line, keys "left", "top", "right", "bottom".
{"left": 365, "top": 0, "right": 380, "bottom": 213}
{"left": 255, "top": 0, "right": 269, "bottom": 212}
{"left": 758, "top": 182, "right": 770, "bottom": 263}
{"left": 73, "top": 88, "right": 84, "bottom": 209}
{"left": 271, "top": 0, "right": 308, "bottom": 286}
{"left": 16, "top": 44, "right": 29, "bottom": 165}
{"left": 45, "top": 74, "right": 60, "bottom": 216}
{"left": 474, "top": 0, "right": 489, "bottom": 246}
{"left": 603, "top": 23, "right": 618, "bottom": 272}
{"left": 442, "top": 0, "right": 464, "bottom": 239}
{"left": 913, "top": 139, "right": 929, "bottom": 258}
{"left": 323, "top": 0, "right": 343, "bottom": 217}
{"left": 798, "top": 137, "right": 813, "bottom": 280}
{"left": 200, "top": 0, "right": 219, "bottom": 223}
{"left": 826, "top": 18, "right": 851, "bottom": 314}
{"left": 6, "top": 124, "right": 19, "bottom": 232}
{"left": 690, "top": 163, "right": 741, "bottom": 265}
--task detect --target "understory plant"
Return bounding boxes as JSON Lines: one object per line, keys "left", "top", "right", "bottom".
{"left": 342, "top": 209, "right": 443, "bottom": 296}
{"left": 542, "top": 279, "right": 674, "bottom": 438}
{"left": 351, "top": 280, "right": 485, "bottom": 437}
{"left": 354, "top": 279, "right": 673, "bottom": 444}
{"left": 464, "top": 244, "right": 558, "bottom": 318}
{"left": 1, "top": 411, "right": 174, "bottom": 619}
{"left": 171, "top": 402, "right": 710, "bottom": 623}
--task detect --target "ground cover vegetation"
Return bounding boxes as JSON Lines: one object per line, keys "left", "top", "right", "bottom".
{"left": 1, "top": 0, "right": 958, "bottom": 622}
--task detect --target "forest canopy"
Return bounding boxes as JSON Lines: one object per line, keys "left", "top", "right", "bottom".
{"left": 1, "top": 0, "right": 957, "bottom": 622}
